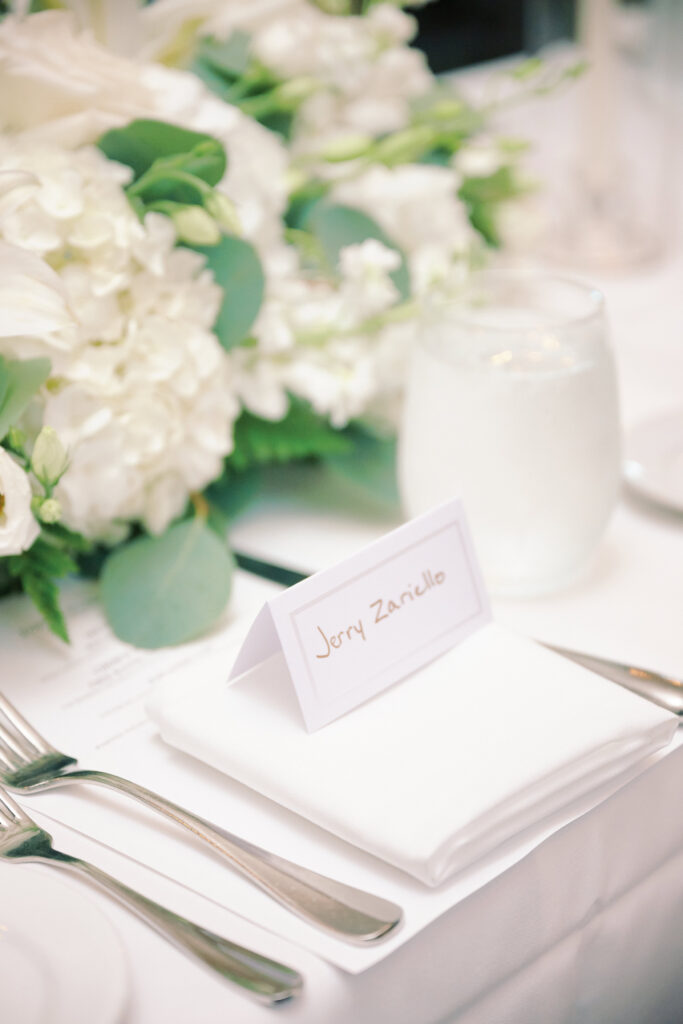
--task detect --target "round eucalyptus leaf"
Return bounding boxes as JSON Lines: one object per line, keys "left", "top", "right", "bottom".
{"left": 101, "top": 519, "right": 233, "bottom": 649}
{"left": 195, "top": 236, "right": 266, "bottom": 349}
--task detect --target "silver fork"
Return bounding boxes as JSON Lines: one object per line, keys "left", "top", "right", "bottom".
{"left": 0, "top": 692, "right": 402, "bottom": 943}
{"left": 0, "top": 785, "right": 302, "bottom": 1005}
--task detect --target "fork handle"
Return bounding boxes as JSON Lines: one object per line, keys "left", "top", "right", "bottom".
{"left": 42, "top": 768, "right": 402, "bottom": 942}
{"left": 37, "top": 846, "right": 302, "bottom": 1004}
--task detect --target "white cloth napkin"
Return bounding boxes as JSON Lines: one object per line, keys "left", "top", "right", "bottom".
{"left": 149, "top": 623, "right": 676, "bottom": 886}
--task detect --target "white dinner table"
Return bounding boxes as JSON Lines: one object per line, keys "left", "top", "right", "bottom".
{"left": 5, "top": 70, "right": 683, "bottom": 1024}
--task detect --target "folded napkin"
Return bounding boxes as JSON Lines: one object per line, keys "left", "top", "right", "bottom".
{"left": 149, "top": 624, "right": 676, "bottom": 886}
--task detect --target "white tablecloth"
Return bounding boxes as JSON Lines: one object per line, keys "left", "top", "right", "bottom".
{"left": 60, "top": 218, "right": 683, "bottom": 1023}
{"left": 11, "top": 76, "right": 683, "bottom": 1024}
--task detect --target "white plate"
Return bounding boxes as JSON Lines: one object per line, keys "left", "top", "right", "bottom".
{"left": 0, "top": 862, "right": 128, "bottom": 1024}
{"left": 624, "top": 410, "right": 683, "bottom": 514}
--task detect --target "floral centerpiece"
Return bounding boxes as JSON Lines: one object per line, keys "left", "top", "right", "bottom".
{"left": 0, "top": 0, "right": 573, "bottom": 647}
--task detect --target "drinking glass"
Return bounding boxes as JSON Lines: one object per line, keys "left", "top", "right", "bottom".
{"left": 398, "top": 269, "right": 621, "bottom": 596}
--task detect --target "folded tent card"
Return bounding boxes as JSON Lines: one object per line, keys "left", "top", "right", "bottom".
{"left": 229, "top": 499, "right": 491, "bottom": 731}
{"left": 152, "top": 500, "right": 678, "bottom": 887}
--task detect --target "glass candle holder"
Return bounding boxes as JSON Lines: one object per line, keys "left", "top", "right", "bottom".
{"left": 398, "top": 269, "right": 621, "bottom": 596}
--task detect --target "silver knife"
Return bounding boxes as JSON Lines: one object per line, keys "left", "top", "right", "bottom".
{"left": 543, "top": 644, "right": 683, "bottom": 716}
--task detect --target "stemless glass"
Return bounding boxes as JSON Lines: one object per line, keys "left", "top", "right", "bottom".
{"left": 398, "top": 269, "right": 621, "bottom": 596}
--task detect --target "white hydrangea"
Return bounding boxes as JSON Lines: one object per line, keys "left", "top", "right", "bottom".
{"left": 0, "top": 141, "right": 238, "bottom": 542}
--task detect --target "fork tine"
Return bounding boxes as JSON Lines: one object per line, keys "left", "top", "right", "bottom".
{"left": 0, "top": 724, "right": 27, "bottom": 769}
{"left": 0, "top": 786, "right": 26, "bottom": 826}
{"left": 0, "top": 692, "right": 55, "bottom": 756}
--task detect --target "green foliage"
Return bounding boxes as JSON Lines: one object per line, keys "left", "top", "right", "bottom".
{"left": 304, "top": 202, "right": 411, "bottom": 300}
{"left": 194, "top": 236, "right": 266, "bottom": 349}
{"left": 98, "top": 120, "right": 226, "bottom": 185}
{"left": 206, "top": 466, "right": 263, "bottom": 521}
{"left": 195, "top": 32, "right": 251, "bottom": 82}
{"left": 459, "top": 166, "right": 525, "bottom": 247}
{"left": 98, "top": 119, "right": 229, "bottom": 231}
{"left": 0, "top": 356, "right": 51, "bottom": 441}
{"left": 100, "top": 518, "right": 234, "bottom": 648}
{"left": 192, "top": 34, "right": 291, "bottom": 132}
{"left": 228, "top": 396, "right": 352, "bottom": 473}
{"left": 8, "top": 539, "right": 78, "bottom": 642}
{"left": 325, "top": 423, "right": 400, "bottom": 508}
{"left": 285, "top": 180, "right": 330, "bottom": 231}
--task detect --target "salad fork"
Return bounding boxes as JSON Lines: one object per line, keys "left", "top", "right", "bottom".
{"left": 0, "top": 691, "right": 402, "bottom": 943}
{"left": 0, "top": 786, "right": 302, "bottom": 1004}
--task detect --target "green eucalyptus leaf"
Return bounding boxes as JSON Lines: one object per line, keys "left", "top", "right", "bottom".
{"left": 305, "top": 203, "right": 411, "bottom": 300}
{"left": 100, "top": 518, "right": 234, "bottom": 649}
{"left": 194, "top": 236, "right": 265, "bottom": 350}
{"left": 0, "top": 356, "right": 51, "bottom": 441}
{"left": 98, "top": 120, "right": 226, "bottom": 185}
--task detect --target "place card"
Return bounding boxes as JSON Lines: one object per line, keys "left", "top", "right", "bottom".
{"left": 229, "top": 499, "right": 491, "bottom": 731}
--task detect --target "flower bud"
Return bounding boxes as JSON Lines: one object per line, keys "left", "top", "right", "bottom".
{"left": 37, "top": 497, "right": 62, "bottom": 524}
{"left": 274, "top": 77, "right": 318, "bottom": 108}
{"left": 6, "top": 426, "right": 26, "bottom": 452}
{"left": 372, "top": 125, "right": 434, "bottom": 165}
{"left": 204, "top": 192, "right": 242, "bottom": 235}
{"left": 171, "top": 205, "right": 221, "bottom": 246}
{"left": 321, "top": 134, "right": 373, "bottom": 163}
{"left": 31, "top": 426, "right": 69, "bottom": 487}
{"left": 285, "top": 166, "right": 309, "bottom": 195}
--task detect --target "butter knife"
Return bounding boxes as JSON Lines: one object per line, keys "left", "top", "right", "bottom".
{"left": 543, "top": 644, "right": 683, "bottom": 716}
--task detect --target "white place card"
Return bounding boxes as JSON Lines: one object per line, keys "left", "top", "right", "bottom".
{"left": 229, "top": 499, "right": 491, "bottom": 731}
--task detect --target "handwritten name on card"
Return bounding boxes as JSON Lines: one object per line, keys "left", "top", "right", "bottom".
{"left": 229, "top": 500, "right": 491, "bottom": 731}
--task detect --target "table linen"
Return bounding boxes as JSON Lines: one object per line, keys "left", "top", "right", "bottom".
{"left": 150, "top": 624, "right": 676, "bottom": 886}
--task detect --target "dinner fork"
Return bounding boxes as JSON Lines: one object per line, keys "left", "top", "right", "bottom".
{"left": 0, "top": 786, "right": 302, "bottom": 1004}
{"left": 0, "top": 692, "right": 402, "bottom": 943}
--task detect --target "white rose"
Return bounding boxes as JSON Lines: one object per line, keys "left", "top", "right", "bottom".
{"left": 0, "top": 448, "right": 40, "bottom": 556}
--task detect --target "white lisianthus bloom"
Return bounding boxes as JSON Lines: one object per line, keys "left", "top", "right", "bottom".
{"left": 0, "top": 141, "right": 238, "bottom": 542}
{"left": 0, "top": 12, "right": 290, "bottom": 256}
{"left": 0, "top": 240, "right": 74, "bottom": 343}
{"left": 0, "top": 448, "right": 39, "bottom": 556}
